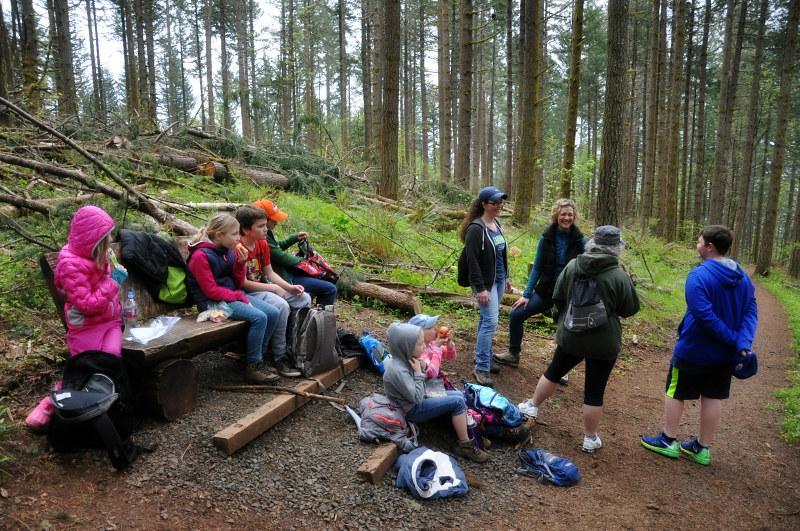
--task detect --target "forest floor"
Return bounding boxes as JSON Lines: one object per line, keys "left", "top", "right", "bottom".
{"left": 1, "top": 274, "right": 799, "bottom": 530}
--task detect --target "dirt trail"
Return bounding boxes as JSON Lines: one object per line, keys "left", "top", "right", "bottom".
{"left": 514, "top": 273, "right": 800, "bottom": 529}
{"left": 1, "top": 274, "right": 799, "bottom": 529}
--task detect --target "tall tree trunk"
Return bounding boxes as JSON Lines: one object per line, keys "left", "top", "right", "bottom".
{"left": 640, "top": 0, "right": 660, "bottom": 227}
{"left": 403, "top": 13, "right": 413, "bottom": 178}
{"left": 339, "top": 0, "right": 348, "bottom": 151}
{"left": 378, "top": 0, "right": 400, "bottom": 199}
{"left": 437, "top": 0, "right": 452, "bottom": 182}
{"left": 691, "top": 0, "right": 711, "bottom": 234}
{"left": 361, "top": 0, "right": 373, "bottom": 152}
{"left": 654, "top": 0, "right": 668, "bottom": 232}
{"left": 454, "top": 0, "right": 473, "bottom": 189}
{"left": 789, "top": 163, "right": 800, "bottom": 277}
{"left": 678, "top": 2, "right": 694, "bottom": 238}
{"left": 756, "top": 0, "right": 799, "bottom": 275}
{"left": 85, "top": 0, "right": 102, "bottom": 119}
{"left": 486, "top": 32, "right": 496, "bottom": 186}
{"left": 0, "top": 3, "right": 10, "bottom": 127}
{"left": 533, "top": 0, "right": 546, "bottom": 203}
{"left": 205, "top": 0, "right": 215, "bottom": 131}
{"left": 220, "top": 2, "right": 232, "bottom": 133}
{"left": 123, "top": 0, "right": 139, "bottom": 121}
{"left": 596, "top": 0, "right": 630, "bottom": 227}
{"left": 709, "top": 0, "right": 745, "bottom": 224}
{"left": 372, "top": 0, "right": 384, "bottom": 157}
{"left": 237, "top": 0, "right": 252, "bottom": 139}
{"left": 622, "top": 5, "right": 639, "bottom": 218}
{"left": 193, "top": 0, "right": 206, "bottom": 129}
{"left": 134, "top": 0, "right": 150, "bottom": 125}
{"left": 505, "top": 0, "right": 513, "bottom": 191}
{"left": 249, "top": 0, "right": 260, "bottom": 144}
{"left": 560, "top": 0, "right": 585, "bottom": 199}
{"left": 658, "top": 0, "right": 687, "bottom": 241}
{"left": 20, "top": 0, "right": 39, "bottom": 113}
{"left": 512, "top": 0, "right": 540, "bottom": 226}
{"left": 784, "top": 163, "right": 797, "bottom": 251}
{"left": 145, "top": 0, "right": 157, "bottom": 123}
{"left": 419, "top": 2, "right": 429, "bottom": 179}
{"left": 731, "top": 0, "right": 768, "bottom": 259}
{"left": 53, "top": 0, "right": 76, "bottom": 116}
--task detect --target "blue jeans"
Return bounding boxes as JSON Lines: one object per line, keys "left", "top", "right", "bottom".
{"left": 507, "top": 292, "right": 553, "bottom": 355}
{"left": 406, "top": 390, "right": 467, "bottom": 423}
{"left": 229, "top": 295, "right": 281, "bottom": 365}
{"left": 291, "top": 274, "right": 338, "bottom": 306}
{"left": 474, "top": 281, "right": 505, "bottom": 372}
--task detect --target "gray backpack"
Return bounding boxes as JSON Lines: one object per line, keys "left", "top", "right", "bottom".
{"left": 357, "top": 393, "right": 417, "bottom": 453}
{"left": 564, "top": 273, "right": 608, "bottom": 333}
{"left": 291, "top": 305, "right": 342, "bottom": 377}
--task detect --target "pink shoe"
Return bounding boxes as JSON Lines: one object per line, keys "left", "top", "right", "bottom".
{"left": 26, "top": 396, "right": 55, "bottom": 431}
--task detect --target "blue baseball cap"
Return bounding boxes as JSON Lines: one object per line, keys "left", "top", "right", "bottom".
{"left": 409, "top": 314, "right": 440, "bottom": 329}
{"left": 732, "top": 352, "right": 758, "bottom": 379}
{"left": 478, "top": 186, "right": 508, "bottom": 203}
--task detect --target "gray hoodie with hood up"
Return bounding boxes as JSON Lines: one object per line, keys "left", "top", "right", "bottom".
{"left": 382, "top": 323, "right": 426, "bottom": 412}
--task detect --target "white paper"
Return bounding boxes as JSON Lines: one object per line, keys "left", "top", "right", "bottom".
{"left": 129, "top": 316, "right": 181, "bottom": 345}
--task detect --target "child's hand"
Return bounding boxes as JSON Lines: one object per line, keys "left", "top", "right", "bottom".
{"left": 297, "top": 231, "right": 309, "bottom": 240}
{"left": 235, "top": 243, "right": 248, "bottom": 263}
{"left": 409, "top": 357, "right": 423, "bottom": 373}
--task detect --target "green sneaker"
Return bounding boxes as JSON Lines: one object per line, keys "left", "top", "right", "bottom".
{"left": 641, "top": 432, "right": 679, "bottom": 458}
{"left": 680, "top": 438, "right": 710, "bottom": 465}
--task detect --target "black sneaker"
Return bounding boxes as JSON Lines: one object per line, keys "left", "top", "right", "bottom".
{"left": 274, "top": 358, "right": 302, "bottom": 378}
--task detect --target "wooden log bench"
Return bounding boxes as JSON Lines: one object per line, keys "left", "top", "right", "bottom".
{"left": 40, "top": 236, "right": 248, "bottom": 420}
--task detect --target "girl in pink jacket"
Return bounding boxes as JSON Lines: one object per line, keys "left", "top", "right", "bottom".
{"left": 27, "top": 206, "right": 128, "bottom": 430}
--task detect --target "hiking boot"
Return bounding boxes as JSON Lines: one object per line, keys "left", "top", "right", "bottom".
{"left": 517, "top": 399, "right": 539, "bottom": 420}
{"left": 680, "top": 438, "right": 710, "bottom": 465}
{"left": 490, "top": 359, "right": 501, "bottom": 374}
{"left": 641, "top": 432, "right": 679, "bottom": 458}
{"left": 493, "top": 349, "right": 520, "bottom": 368}
{"left": 582, "top": 434, "right": 603, "bottom": 453}
{"left": 453, "top": 439, "right": 489, "bottom": 463}
{"left": 559, "top": 373, "right": 569, "bottom": 385}
{"left": 274, "top": 358, "right": 301, "bottom": 378}
{"left": 244, "top": 363, "right": 280, "bottom": 385}
{"left": 501, "top": 422, "right": 531, "bottom": 443}
{"left": 472, "top": 369, "right": 494, "bottom": 387}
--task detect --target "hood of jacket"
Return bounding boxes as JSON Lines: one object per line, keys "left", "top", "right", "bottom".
{"left": 574, "top": 249, "right": 619, "bottom": 276}
{"left": 387, "top": 322, "right": 421, "bottom": 363}
{"left": 700, "top": 257, "right": 743, "bottom": 288}
{"left": 67, "top": 206, "right": 114, "bottom": 259}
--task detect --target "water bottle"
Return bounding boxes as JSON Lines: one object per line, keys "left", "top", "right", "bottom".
{"left": 123, "top": 291, "right": 139, "bottom": 339}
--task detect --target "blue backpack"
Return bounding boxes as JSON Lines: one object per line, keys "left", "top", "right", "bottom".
{"left": 517, "top": 447, "right": 580, "bottom": 486}
{"left": 359, "top": 332, "right": 391, "bottom": 374}
{"left": 461, "top": 380, "right": 528, "bottom": 442}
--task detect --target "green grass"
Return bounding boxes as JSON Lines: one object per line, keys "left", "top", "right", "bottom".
{"left": 755, "top": 271, "right": 800, "bottom": 443}
{"left": 0, "top": 397, "right": 15, "bottom": 477}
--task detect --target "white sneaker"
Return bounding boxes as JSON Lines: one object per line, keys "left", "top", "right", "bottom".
{"left": 517, "top": 399, "right": 539, "bottom": 420}
{"left": 559, "top": 373, "right": 569, "bottom": 385}
{"left": 583, "top": 434, "right": 603, "bottom": 453}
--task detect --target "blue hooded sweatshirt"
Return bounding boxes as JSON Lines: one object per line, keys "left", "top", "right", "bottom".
{"left": 671, "top": 258, "right": 758, "bottom": 371}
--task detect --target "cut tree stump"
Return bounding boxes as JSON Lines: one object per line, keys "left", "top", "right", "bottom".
{"left": 212, "top": 357, "right": 361, "bottom": 455}
{"left": 196, "top": 160, "right": 228, "bottom": 182}
{"left": 144, "top": 359, "right": 199, "bottom": 420}
{"left": 357, "top": 443, "right": 400, "bottom": 485}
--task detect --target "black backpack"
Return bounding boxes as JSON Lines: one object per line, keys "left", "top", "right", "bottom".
{"left": 457, "top": 248, "right": 470, "bottom": 287}
{"left": 47, "top": 351, "right": 153, "bottom": 469}
{"left": 563, "top": 273, "right": 608, "bottom": 333}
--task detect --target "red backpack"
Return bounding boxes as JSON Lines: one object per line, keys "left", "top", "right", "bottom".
{"left": 292, "top": 239, "right": 339, "bottom": 284}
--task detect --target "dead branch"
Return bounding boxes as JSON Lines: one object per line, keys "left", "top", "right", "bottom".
{"left": 0, "top": 216, "right": 59, "bottom": 251}
{"left": 208, "top": 384, "right": 346, "bottom": 404}
{"left": 151, "top": 121, "right": 179, "bottom": 151}
{"left": 186, "top": 128, "right": 217, "bottom": 140}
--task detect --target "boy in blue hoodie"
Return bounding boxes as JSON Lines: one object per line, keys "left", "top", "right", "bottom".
{"left": 642, "top": 226, "right": 758, "bottom": 465}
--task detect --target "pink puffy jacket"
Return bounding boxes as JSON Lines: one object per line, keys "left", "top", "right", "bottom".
{"left": 54, "top": 206, "right": 121, "bottom": 330}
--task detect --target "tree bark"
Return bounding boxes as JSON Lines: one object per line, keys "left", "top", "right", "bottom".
{"left": 691, "top": 0, "right": 711, "bottom": 235}
{"left": 378, "top": 0, "right": 400, "bottom": 199}
{"left": 453, "top": 0, "right": 473, "bottom": 189}
{"left": 52, "top": 0, "right": 76, "bottom": 116}
{"left": 20, "top": 0, "right": 39, "bottom": 113}
{"left": 350, "top": 281, "right": 422, "bottom": 315}
{"left": 220, "top": 1, "right": 232, "bottom": 133}
{"left": 437, "top": 0, "right": 452, "bottom": 183}
{"left": 205, "top": 0, "right": 215, "bottom": 131}
{"left": 339, "top": 0, "right": 348, "bottom": 152}
{"left": 731, "top": 0, "right": 768, "bottom": 259}
{"left": 596, "top": 0, "right": 630, "bottom": 227}
{"left": 560, "top": 0, "right": 585, "bottom": 199}
{"left": 419, "top": 2, "right": 429, "bottom": 179}
{"left": 236, "top": 0, "right": 252, "bottom": 139}
{"left": 756, "top": 0, "right": 799, "bottom": 275}
{"left": 361, "top": 0, "right": 373, "bottom": 153}
{"left": 640, "top": 0, "right": 660, "bottom": 227}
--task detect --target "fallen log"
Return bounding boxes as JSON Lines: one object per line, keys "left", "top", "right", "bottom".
{"left": 237, "top": 167, "right": 290, "bottom": 188}
{"left": 209, "top": 384, "right": 346, "bottom": 404}
{"left": 196, "top": 160, "right": 228, "bottom": 182}
{"left": 155, "top": 154, "right": 198, "bottom": 172}
{"left": 349, "top": 281, "right": 422, "bottom": 315}
{"left": 212, "top": 356, "right": 361, "bottom": 455}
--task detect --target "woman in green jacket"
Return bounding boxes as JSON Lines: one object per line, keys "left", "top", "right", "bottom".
{"left": 517, "top": 226, "right": 640, "bottom": 454}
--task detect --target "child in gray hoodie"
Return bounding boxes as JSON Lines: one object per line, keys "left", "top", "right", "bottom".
{"left": 383, "top": 322, "right": 489, "bottom": 463}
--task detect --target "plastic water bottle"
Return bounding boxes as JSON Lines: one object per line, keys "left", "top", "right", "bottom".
{"left": 123, "top": 291, "right": 138, "bottom": 339}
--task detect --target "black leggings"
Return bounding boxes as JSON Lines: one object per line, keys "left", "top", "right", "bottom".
{"left": 542, "top": 346, "right": 617, "bottom": 407}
